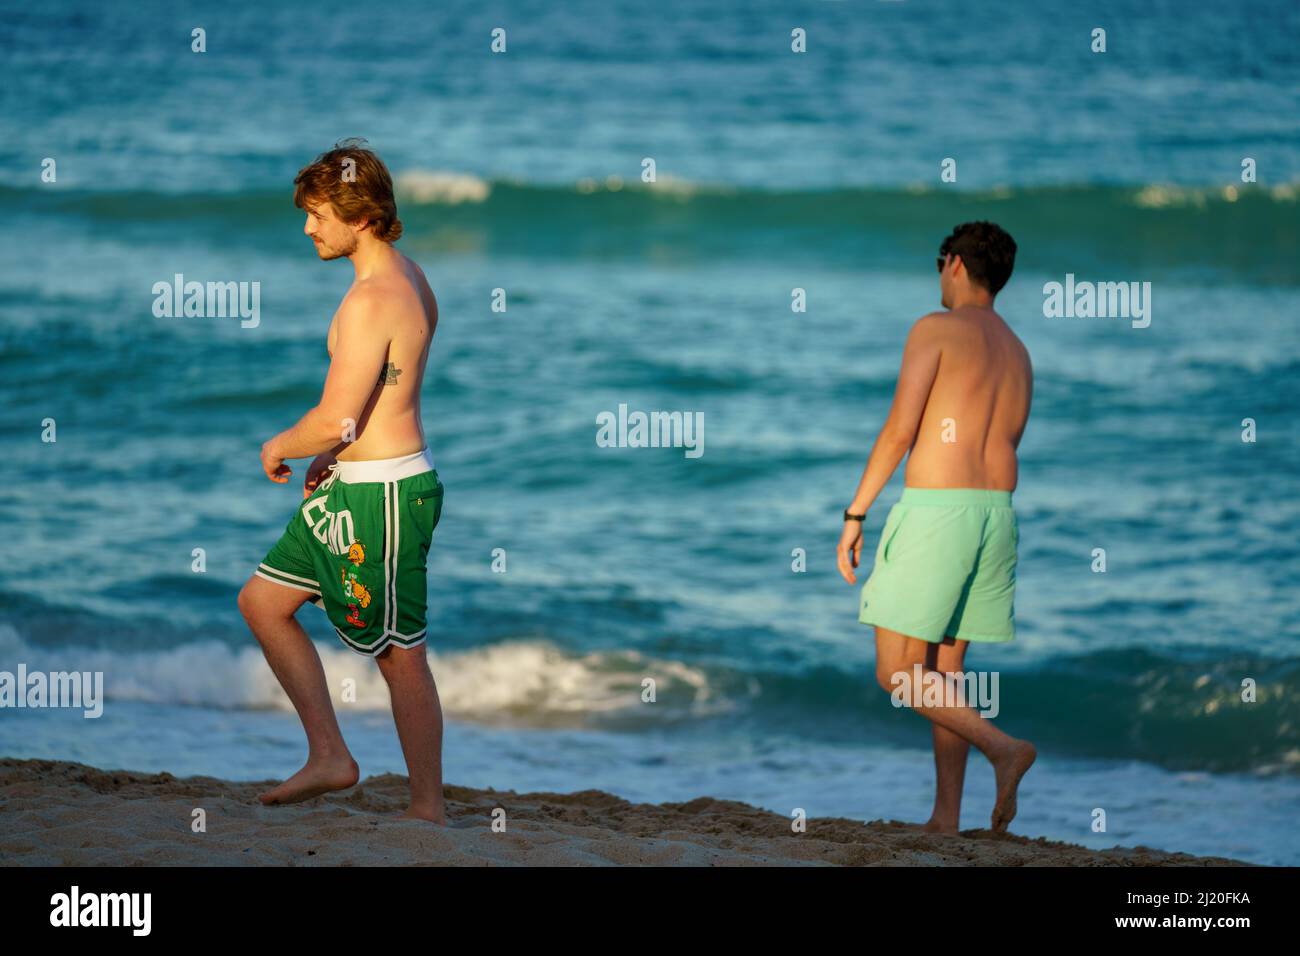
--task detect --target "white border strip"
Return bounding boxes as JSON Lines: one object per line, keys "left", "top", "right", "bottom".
{"left": 257, "top": 563, "right": 319, "bottom": 587}
{"left": 255, "top": 568, "right": 322, "bottom": 597}
{"left": 332, "top": 447, "right": 434, "bottom": 484}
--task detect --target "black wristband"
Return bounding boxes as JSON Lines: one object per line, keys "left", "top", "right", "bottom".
{"left": 844, "top": 510, "right": 866, "bottom": 522}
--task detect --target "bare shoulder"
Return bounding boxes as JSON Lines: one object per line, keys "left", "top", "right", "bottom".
{"left": 907, "top": 310, "right": 963, "bottom": 346}
{"left": 338, "top": 279, "right": 387, "bottom": 316}
{"left": 342, "top": 273, "right": 424, "bottom": 326}
{"left": 911, "top": 311, "right": 952, "bottom": 334}
{"left": 330, "top": 284, "right": 387, "bottom": 342}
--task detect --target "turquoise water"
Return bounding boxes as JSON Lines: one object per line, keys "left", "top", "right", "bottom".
{"left": 1, "top": 0, "right": 1298, "bottom": 863}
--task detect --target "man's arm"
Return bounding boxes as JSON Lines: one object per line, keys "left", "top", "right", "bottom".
{"left": 845, "top": 315, "right": 943, "bottom": 512}
{"left": 260, "top": 291, "right": 391, "bottom": 481}
{"left": 837, "top": 315, "right": 943, "bottom": 582}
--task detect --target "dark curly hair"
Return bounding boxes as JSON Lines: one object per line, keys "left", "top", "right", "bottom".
{"left": 939, "top": 221, "right": 1017, "bottom": 295}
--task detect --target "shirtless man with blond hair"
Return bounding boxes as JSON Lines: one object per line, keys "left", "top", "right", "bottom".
{"left": 838, "top": 221, "right": 1037, "bottom": 834}
{"left": 238, "top": 139, "right": 448, "bottom": 823}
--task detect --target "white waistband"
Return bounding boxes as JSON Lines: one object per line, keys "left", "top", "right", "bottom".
{"left": 329, "top": 447, "right": 434, "bottom": 484}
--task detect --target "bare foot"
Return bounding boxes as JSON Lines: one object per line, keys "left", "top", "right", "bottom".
{"left": 922, "top": 817, "right": 959, "bottom": 834}
{"left": 399, "top": 804, "right": 446, "bottom": 826}
{"left": 259, "top": 755, "right": 359, "bottom": 805}
{"left": 990, "top": 740, "right": 1037, "bottom": 833}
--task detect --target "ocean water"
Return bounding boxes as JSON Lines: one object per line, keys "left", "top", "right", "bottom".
{"left": 2, "top": 0, "right": 1299, "bottom": 864}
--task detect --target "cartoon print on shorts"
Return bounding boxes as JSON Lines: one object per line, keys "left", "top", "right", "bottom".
{"left": 348, "top": 541, "right": 365, "bottom": 566}
{"left": 341, "top": 557, "right": 373, "bottom": 629}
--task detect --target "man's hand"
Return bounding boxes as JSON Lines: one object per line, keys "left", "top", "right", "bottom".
{"left": 302, "top": 453, "right": 337, "bottom": 498}
{"left": 261, "top": 441, "right": 292, "bottom": 484}
{"left": 837, "top": 518, "right": 864, "bottom": 584}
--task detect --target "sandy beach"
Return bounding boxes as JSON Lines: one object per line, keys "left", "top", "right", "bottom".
{"left": 0, "top": 758, "right": 1247, "bottom": 867}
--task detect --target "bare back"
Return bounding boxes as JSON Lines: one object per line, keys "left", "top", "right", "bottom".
{"left": 904, "top": 306, "right": 1032, "bottom": 490}
{"left": 326, "top": 252, "right": 438, "bottom": 460}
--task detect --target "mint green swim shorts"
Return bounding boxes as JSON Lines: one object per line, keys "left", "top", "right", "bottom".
{"left": 858, "top": 487, "right": 1018, "bottom": 643}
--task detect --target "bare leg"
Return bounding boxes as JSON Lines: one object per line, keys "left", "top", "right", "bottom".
{"left": 238, "top": 575, "right": 359, "bottom": 804}
{"left": 922, "top": 638, "right": 971, "bottom": 833}
{"left": 874, "top": 626, "right": 1036, "bottom": 833}
{"left": 374, "top": 643, "right": 446, "bottom": 825}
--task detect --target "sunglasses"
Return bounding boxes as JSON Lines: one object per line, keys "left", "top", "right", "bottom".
{"left": 936, "top": 254, "right": 949, "bottom": 273}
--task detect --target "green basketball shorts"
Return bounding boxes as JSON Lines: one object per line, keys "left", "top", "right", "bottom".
{"left": 256, "top": 448, "right": 444, "bottom": 656}
{"left": 858, "top": 487, "right": 1018, "bottom": 643}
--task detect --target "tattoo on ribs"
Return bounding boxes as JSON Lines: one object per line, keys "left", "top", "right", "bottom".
{"left": 378, "top": 362, "right": 402, "bottom": 386}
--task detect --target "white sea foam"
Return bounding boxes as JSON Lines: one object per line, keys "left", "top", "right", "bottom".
{"left": 0, "top": 626, "right": 724, "bottom": 725}
{"left": 395, "top": 170, "right": 492, "bottom": 204}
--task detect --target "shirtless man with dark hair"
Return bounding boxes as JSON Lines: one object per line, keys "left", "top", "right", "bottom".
{"left": 838, "top": 221, "right": 1038, "bottom": 834}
